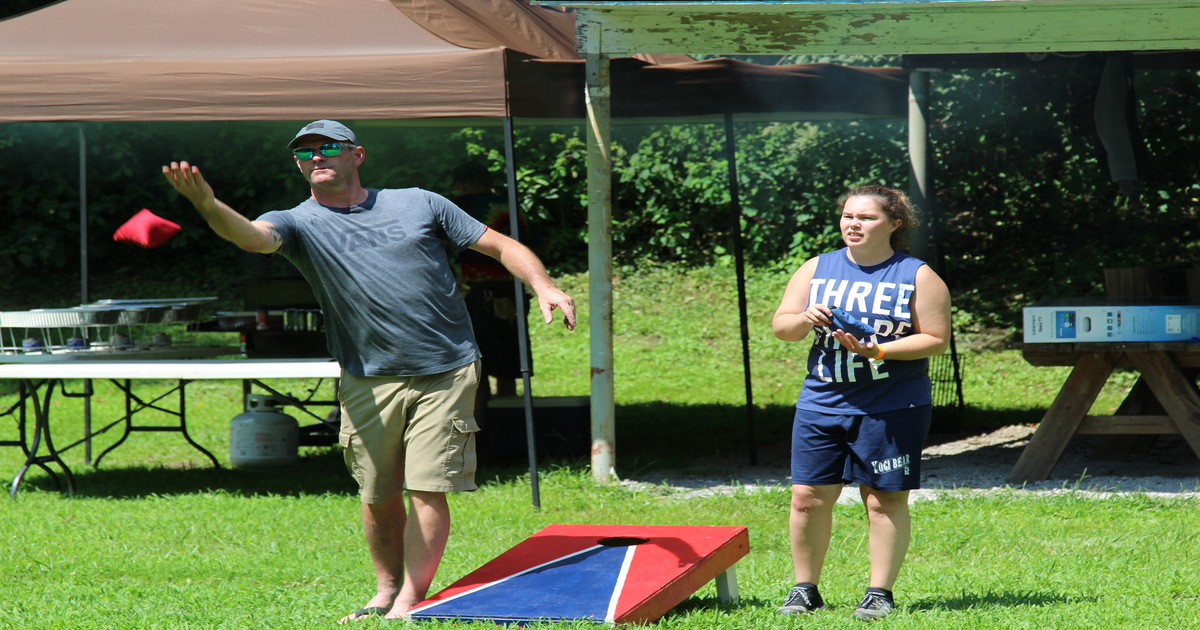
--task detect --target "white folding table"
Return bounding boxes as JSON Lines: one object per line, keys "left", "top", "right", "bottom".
{"left": 0, "top": 358, "right": 342, "bottom": 497}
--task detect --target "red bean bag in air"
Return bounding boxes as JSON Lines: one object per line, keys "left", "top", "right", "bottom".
{"left": 113, "top": 208, "right": 182, "bottom": 249}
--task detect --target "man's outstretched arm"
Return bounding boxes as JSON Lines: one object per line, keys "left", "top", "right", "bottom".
{"left": 162, "top": 160, "right": 281, "bottom": 254}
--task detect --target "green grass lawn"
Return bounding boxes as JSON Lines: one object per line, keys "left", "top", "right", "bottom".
{"left": 1, "top": 266, "right": 1194, "bottom": 629}
{"left": 1, "top": 466, "right": 1196, "bottom": 629}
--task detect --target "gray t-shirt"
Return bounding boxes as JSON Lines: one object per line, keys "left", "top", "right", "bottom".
{"left": 257, "top": 188, "right": 487, "bottom": 377}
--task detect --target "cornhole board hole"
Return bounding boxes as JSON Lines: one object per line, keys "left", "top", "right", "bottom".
{"left": 405, "top": 524, "right": 750, "bottom": 625}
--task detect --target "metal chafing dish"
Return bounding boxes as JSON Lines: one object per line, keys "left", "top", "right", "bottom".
{"left": 0, "top": 308, "right": 123, "bottom": 328}
{"left": 1, "top": 297, "right": 218, "bottom": 356}
{"left": 86, "top": 298, "right": 216, "bottom": 324}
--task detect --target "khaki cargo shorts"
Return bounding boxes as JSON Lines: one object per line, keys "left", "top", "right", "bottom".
{"left": 338, "top": 360, "right": 481, "bottom": 503}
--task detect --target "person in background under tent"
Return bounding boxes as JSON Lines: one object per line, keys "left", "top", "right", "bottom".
{"left": 450, "top": 160, "right": 536, "bottom": 423}
{"left": 771, "top": 185, "right": 951, "bottom": 621}
{"left": 162, "top": 121, "right": 575, "bottom": 623}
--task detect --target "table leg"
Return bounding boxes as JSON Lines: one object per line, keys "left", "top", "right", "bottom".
{"left": 176, "top": 380, "right": 221, "bottom": 468}
{"left": 10, "top": 379, "right": 75, "bottom": 498}
{"left": 84, "top": 379, "right": 93, "bottom": 465}
{"left": 1007, "top": 352, "right": 1116, "bottom": 484}
{"left": 93, "top": 379, "right": 136, "bottom": 468}
{"left": 1091, "top": 378, "right": 1160, "bottom": 460}
{"left": 94, "top": 379, "right": 220, "bottom": 469}
{"left": 0, "top": 383, "right": 34, "bottom": 455}
{"left": 1125, "top": 352, "right": 1200, "bottom": 461}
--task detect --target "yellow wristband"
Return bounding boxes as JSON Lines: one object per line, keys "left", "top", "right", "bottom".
{"left": 874, "top": 344, "right": 886, "bottom": 360}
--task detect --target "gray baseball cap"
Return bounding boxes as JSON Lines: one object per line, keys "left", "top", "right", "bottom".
{"left": 287, "top": 120, "right": 357, "bottom": 149}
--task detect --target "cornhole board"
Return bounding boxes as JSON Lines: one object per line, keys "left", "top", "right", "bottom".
{"left": 404, "top": 524, "right": 750, "bottom": 625}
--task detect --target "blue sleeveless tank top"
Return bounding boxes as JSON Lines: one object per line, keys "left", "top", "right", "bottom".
{"left": 796, "top": 248, "right": 932, "bottom": 414}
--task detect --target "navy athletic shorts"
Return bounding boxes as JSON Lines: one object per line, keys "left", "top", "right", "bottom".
{"left": 790, "top": 405, "right": 931, "bottom": 491}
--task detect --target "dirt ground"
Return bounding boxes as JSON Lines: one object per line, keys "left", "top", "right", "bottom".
{"left": 622, "top": 425, "right": 1200, "bottom": 501}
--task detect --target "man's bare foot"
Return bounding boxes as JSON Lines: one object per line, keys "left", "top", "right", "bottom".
{"left": 338, "top": 592, "right": 398, "bottom": 624}
{"left": 382, "top": 599, "right": 420, "bottom": 621}
{"left": 338, "top": 606, "right": 389, "bottom": 624}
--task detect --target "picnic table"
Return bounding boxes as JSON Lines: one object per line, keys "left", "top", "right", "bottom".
{"left": 0, "top": 357, "right": 342, "bottom": 497}
{"left": 1007, "top": 341, "right": 1200, "bottom": 483}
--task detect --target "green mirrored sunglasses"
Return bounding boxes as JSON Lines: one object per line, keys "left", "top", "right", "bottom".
{"left": 293, "top": 142, "right": 352, "bottom": 160}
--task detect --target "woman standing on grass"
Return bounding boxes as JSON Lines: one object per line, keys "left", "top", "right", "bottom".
{"left": 771, "top": 185, "right": 951, "bottom": 621}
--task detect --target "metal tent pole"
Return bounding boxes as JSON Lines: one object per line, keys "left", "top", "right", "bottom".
{"left": 79, "top": 124, "right": 88, "bottom": 304}
{"left": 503, "top": 116, "right": 540, "bottom": 510}
{"left": 908, "top": 69, "right": 934, "bottom": 263}
{"left": 585, "top": 50, "right": 616, "bottom": 483}
{"left": 723, "top": 113, "right": 757, "bottom": 465}
{"left": 908, "top": 69, "right": 965, "bottom": 416}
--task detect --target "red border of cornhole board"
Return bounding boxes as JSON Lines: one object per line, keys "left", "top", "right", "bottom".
{"left": 406, "top": 524, "right": 750, "bottom": 624}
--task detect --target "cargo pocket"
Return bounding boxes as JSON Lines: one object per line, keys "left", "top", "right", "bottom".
{"left": 443, "top": 416, "right": 481, "bottom": 482}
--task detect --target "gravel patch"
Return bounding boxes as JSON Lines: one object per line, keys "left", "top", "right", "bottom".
{"left": 620, "top": 425, "right": 1200, "bottom": 503}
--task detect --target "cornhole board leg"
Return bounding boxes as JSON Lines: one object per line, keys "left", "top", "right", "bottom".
{"left": 405, "top": 524, "right": 750, "bottom": 625}
{"left": 714, "top": 565, "right": 738, "bottom": 604}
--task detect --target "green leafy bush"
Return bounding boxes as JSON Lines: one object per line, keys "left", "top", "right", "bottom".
{"left": 4, "top": 57, "right": 1200, "bottom": 335}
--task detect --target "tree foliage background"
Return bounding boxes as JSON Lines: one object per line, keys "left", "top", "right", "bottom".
{"left": 1, "top": 35, "right": 1199, "bottom": 333}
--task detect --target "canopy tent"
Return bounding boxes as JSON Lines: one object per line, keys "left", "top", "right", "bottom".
{"left": 0, "top": 0, "right": 910, "bottom": 487}
{"left": 0, "top": 0, "right": 576, "bottom": 121}
{"left": 0, "top": 0, "right": 903, "bottom": 122}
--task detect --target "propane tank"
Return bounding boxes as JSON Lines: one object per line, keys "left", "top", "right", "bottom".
{"left": 229, "top": 394, "right": 299, "bottom": 467}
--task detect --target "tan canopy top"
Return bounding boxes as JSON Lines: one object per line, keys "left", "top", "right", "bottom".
{"left": 0, "top": 0, "right": 571, "bottom": 121}
{"left": 0, "top": 0, "right": 907, "bottom": 123}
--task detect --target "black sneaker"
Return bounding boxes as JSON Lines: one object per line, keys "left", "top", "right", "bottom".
{"left": 776, "top": 583, "right": 825, "bottom": 615}
{"left": 853, "top": 589, "right": 895, "bottom": 620}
